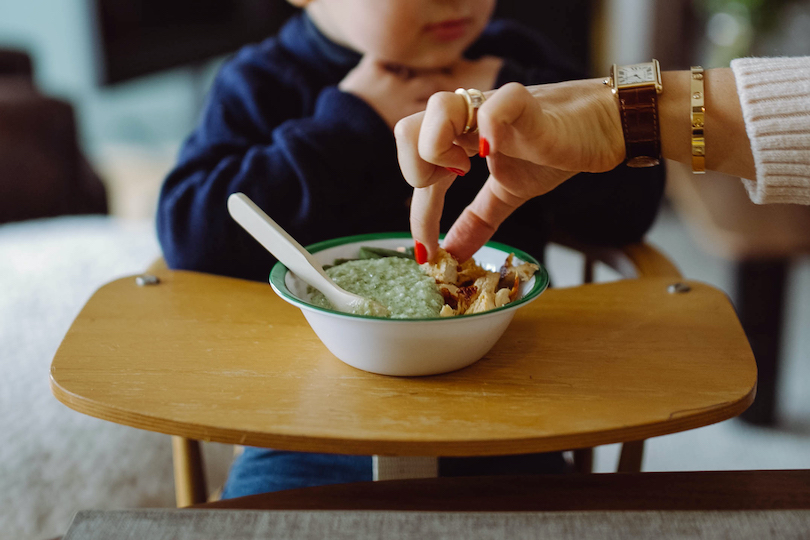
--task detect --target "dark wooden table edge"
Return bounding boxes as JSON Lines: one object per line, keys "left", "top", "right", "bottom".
{"left": 194, "top": 469, "right": 810, "bottom": 512}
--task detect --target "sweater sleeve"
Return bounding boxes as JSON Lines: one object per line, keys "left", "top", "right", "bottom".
{"left": 730, "top": 56, "right": 810, "bottom": 205}
{"left": 156, "top": 65, "right": 400, "bottom": 282}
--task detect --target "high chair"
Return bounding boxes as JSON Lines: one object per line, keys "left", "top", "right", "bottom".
{"left": 51, "top": 240, "right": 755, "bottom": 507}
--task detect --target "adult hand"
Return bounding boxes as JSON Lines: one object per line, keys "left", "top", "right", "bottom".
{"left": 407, "top": 151, "right": 573, "bottom": 263}
{"left": 395, "top": 79, "right": 626, "bottom": 261}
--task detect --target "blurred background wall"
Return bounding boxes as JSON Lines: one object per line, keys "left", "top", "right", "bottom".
{"left": 0, "top": 0, "right": 207, "bottom": 156}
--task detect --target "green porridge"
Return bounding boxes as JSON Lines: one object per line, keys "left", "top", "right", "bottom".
{"left": 309, "top": 257, "right": 443, "bottom": 318}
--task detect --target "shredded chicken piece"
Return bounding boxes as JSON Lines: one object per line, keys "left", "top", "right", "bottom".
{"left": 494, "top": 288, "right": 512, "bottom": 307}
{"left": 467, "top": 290, "right": 497, "bottom": 314}
{"left": 421, "top": 251, "right": 458, "bottom": 283}
{"left": 421, "top": 247, "right": 538, "bottom": 316}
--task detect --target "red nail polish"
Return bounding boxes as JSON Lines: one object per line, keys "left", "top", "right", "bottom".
{"left": 446, "top": 167, "right": 466, "bottom": 176}
{"left": 479, "top": 137, "right": 490, "bottom": 158}
{"left": 414, "top": 240, "right": 427, "bottom": 264}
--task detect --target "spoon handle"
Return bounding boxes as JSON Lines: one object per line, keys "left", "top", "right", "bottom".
{"left": 227, "top": 193, "right": 335, "bottom": 291}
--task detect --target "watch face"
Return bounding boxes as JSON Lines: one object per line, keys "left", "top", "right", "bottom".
{"left": 617, "top": 63, "right": 655, "bottom": 85}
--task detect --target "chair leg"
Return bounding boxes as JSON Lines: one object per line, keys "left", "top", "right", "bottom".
{"left": 572, "top": 448, "right": 593, "bottom": 473}
{"left": 583, "top": 255, "right": 596, "bottom": 284}
{"left": 373, "top": 456, "right": 438, "bottom": 481}
{"left": 617, "top": 440, "right": 645, "bottom": 472}
{"left": 735, "top": 258, "right": 787, "bottom": 426}
{"left": 172, "top": 436, "right": 208, "bottom": 507}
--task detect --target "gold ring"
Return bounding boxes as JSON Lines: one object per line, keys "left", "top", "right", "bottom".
{"left": 455, "top": 88, "right": 486, "bottom": 134}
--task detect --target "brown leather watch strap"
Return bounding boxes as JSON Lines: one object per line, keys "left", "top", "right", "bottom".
{"left": 618, "top": 86, "right": 661, "bottom": 167}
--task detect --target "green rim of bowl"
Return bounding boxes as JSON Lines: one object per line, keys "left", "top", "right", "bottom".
{"left": 269, "top": 232, "right": 549, "bottom": 321}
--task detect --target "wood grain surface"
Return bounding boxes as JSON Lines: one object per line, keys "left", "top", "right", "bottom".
{"left": 50, "top": 270, "right": 756, "bottom": 456}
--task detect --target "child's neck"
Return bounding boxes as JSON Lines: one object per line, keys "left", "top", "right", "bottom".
{"left": 380, "top": 62, "right": 457, "bottom": 80}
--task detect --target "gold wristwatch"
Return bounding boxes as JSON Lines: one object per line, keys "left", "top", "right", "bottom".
{"left": 605, "top": 60, "right": 663, "bottom": 168}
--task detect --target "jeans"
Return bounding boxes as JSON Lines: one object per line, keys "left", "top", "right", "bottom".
{"left": 221, "top": 448, "right": 568, "bottom": 499}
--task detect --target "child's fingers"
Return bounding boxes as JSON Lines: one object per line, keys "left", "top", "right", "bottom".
{"left": 409, "top": 176, "right": 455, "bottom": 261}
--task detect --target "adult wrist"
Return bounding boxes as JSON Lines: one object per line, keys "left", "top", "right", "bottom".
{"left": 593, "top": 78, "right": 628, "bottom": 169}
{"left": 658, "top": 70, "right": 694, "bottom": 167}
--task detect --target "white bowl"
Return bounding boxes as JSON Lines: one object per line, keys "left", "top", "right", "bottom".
{"left": 269, "top": 233, "right": 548, "bottom": 376}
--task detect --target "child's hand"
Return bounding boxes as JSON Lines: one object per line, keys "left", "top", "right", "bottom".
{"left": 339, "top": 55, "right": 441, "bottom": 129}
{"left": 339, "top": 55, "right": 502, "bottom": 130}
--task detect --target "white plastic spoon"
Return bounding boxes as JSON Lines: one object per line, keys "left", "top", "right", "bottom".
{"left": 227, "top": 192, "right": 389, "bottom": 316}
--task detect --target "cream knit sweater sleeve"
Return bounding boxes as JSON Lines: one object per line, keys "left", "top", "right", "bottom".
{"left": 730, "top": 56, "right": 810, "bottom": 205}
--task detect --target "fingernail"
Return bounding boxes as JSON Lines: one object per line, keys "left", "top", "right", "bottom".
{"left": 445, "top": 167, "right": 466, "bottom": 176}
{"left": 479, "top": 137, "right": 490, "bottom": 158}
{"left": 414, "top": 240, "right": 427, "bottom": 264}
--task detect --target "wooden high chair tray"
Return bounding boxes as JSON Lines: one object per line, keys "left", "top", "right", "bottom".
{"left": 50, "top": 269, "right": 756, "bottom": 457}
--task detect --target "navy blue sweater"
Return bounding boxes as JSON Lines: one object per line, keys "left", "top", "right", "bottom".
{"left": 157, "top": 13, "right": 665, "bottom": 282}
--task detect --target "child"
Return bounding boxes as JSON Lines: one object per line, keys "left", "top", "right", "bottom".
{"left": 156, "top": 0, "right": 665, "bottom": 498}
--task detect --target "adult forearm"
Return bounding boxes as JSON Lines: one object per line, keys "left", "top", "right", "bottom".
{"left": 658, "top": 68, "right": 756, "bottom": 179}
